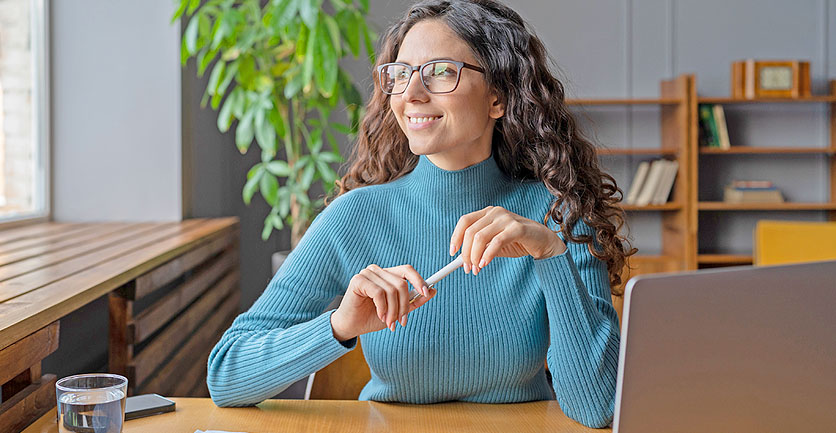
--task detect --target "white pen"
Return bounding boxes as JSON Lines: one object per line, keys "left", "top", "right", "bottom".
{"left": 408, "top": 255, "right": 464, "bottom": 303}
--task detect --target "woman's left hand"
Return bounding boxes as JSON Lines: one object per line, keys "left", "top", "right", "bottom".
{"left": 449, "top": 206, "right": 567, "bottom": 275}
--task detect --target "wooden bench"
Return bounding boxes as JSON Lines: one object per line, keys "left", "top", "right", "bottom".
{"left": 0, "top": 219, "right": 239, "bottom": 433}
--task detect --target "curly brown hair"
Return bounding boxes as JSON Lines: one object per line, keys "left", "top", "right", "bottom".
{"left": 328, "top": 0, "right": 637, "bottom": 294}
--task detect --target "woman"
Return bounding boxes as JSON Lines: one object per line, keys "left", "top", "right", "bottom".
{"left": 207, "top": 0, "right": 635, "bottom": 428}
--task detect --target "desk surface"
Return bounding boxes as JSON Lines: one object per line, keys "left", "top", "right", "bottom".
{"left": 0, "top": 219, "right": 238, "bottom": 351}
{"left": 23, "top": 398, "right": 611, "bottom": 433}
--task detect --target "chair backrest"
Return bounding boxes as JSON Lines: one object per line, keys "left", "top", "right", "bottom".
{"left": 754, "top": 220, "right": 836, "bottom": 266}
{"left": 307, "top": 337, "right": 371, "bottom": 399}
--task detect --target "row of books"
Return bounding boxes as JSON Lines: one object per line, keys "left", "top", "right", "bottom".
{"left": 699, "top": 104, "right": 731, "bottom": 149}
{"left": 624, "top": 159, "right": 679, "bottom": 206}
{"left": 723, "top": 180, "right": 784, "bottom": 203}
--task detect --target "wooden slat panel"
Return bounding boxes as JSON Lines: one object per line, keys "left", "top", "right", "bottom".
{"left": 0, "top": 221, "right": 199, "bottom": 304}
{"left": 137, "top": 291, "right": 239, "bottom": 395}
{"left": 0, "top": 223, "right": 83, "bottom": 246}
{"left": 108, "top": 292, "right": 133, "bottom": 381}
{"left": 0, "top": 322, "right": 59, "bottom": 386}
{"left": 0, "top": 223, "right": 159, "bottom": 281}
{"left": 129, "top": 249, "right": 237, "bottom": 344}
{"left": 0, "top": 225, "right": 98, "bottom": 255}
{"left": 169, "top": 345, "right": 212, "bottom": 397}
{"left": 0, "top": 374, "right": 56, "bottom": 433}
{"left": 188, "top": 375, "right": 210, "bottom": 397}
{"left": 130, "top": 270, "right": 239, "bottom": 385}
{"left": 2, "top": 365, "right": 40, "bottom": 400}
{"left": 0, "top": 218, "right": 238, "bottom": 351}
{"left": 132, "top": 230, "right": 237, "bottom": 300}
{"left": 0, "top": 222, "right": 137, "bottom": 268}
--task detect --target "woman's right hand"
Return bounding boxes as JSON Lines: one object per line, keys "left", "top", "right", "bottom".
{"left": 330, "top": 264, "right": 436, "bottom": 342}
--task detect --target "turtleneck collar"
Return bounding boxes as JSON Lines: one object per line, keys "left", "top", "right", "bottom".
{"left": 403, "top": 153, "right": 509, "bottom": 208}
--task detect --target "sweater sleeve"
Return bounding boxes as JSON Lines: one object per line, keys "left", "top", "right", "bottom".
{"left": 206, "top": 200, "right": 357, "bottom": 407}
{"left": 533, "top": 221, "right": 620, "bottom": 428}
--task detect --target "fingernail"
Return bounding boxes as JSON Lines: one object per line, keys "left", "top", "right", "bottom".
{"left": 464, "top": 263, "right": 471, "bottom": 273}
{"left": 400, "top": 316, "right": 407, "bottom": 327}
{"left": 479, "top": 259, "right": 486, "bottom": 268}
{"left": 422, "top": 285, "right": 429, "bottom": 297}
{"left": 389, "top": 323, "right": 396, "bottom": 332}
{"left": 449, "top": 244, "right": 455, "bottom": 256}
{"left": 474, "top": 266, "right": 480, "bottom": 275}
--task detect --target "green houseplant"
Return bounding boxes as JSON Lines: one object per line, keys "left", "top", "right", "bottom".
{"left": 174, "top": 0, "right": 375, "bottom": 248}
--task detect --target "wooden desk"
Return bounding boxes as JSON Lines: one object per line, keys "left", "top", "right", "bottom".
{"left": 0, "top": 220, "right": 239, "bottom": 432}
{"left": 23, "top": 398, "right": 612, "bottom": 433}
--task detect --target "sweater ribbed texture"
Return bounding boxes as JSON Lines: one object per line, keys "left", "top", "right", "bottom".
{"left": 206, "top": 154, "right": 620, "bottom": 428}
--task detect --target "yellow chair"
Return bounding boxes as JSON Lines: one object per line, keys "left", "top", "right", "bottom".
{"left": 754, "top": 220, "right": 836, "bottom": 266}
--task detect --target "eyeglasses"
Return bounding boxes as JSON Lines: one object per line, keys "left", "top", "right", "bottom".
{"left": 377, "top": 60, "right": 485, "bottom": 95}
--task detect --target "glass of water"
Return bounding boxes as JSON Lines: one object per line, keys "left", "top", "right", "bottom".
{"left": 55, "top": 373, "right": 128, "bottom": 433}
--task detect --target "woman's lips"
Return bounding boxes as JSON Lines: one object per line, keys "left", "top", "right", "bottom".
{"left": 406, "top": 115, "right": 443, "bottom": 131}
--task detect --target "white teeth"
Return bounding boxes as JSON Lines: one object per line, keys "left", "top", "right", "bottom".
{"left": 409, "top": 116, "right": 440, "bottom": 124}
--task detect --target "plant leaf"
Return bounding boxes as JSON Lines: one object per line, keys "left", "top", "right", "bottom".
{"left": 266, "top": 160, "right": 292, "bottom": 177}
{"left": 243, "top": 164, "right": 264, "bottom": 205}
{"left": 254, "top": 106, "right": 277, "bottom": 155}
{"left": 235, "top": 104, "right": 256, "bottom": 153}
{"left": 261, "top": 217, "right": 274, "bottom": 240}
{"left": 260, "top": 171, "right": 279, "bottom": 206}
{"left": 217, "top": 88, "right": 241, "bottom": 132}
{"left": 299, "top": 0, "right": 321, "bottom": 29}
{"left": 185, "top": 15, "right": 199, "bottom": 55}
{"left": 302, "top": 19, "right": 319, "bottom": 91}
{"left": 207, "top": 60, "right": 225, "bottom": 95}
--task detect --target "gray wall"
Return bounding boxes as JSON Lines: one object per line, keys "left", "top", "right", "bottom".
{"left": 187, "top": 0, "right": 836, "bottom": 304}
{"left": 51, "top": 0, "right": 181, "bottom": 222}
{"left": 44, "top": 0, "right": 182, "bottom": 377}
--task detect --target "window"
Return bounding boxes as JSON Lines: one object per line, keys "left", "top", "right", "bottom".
{"left": 0, "top": 0, "right": 49, "bottom": 222}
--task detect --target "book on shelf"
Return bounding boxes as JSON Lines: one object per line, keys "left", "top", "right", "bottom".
{"left": 624, "top": 161, "right": 651, "bottom": 204}
{"left": 624, "top": 159, "right": 678, "bottom": 206}
{"left": 713, "top": 105, "right": 731, "bottom": 149}
{"left": 698, "top": 104, "right": 731, "bottom": 149}
{"left": 723, "top": 181, "right": 784, "bottom": 203}
{"left": 652, "top": 160, "right": 679, "bottom": 205}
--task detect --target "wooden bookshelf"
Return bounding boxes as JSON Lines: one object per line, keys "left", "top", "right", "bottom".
{"left": 576, "top": 75, "right": 694, "bottom": 281}
{"left": 699, "top": 146, "right": 836, "bottom": 154}
{"left": 597, "top": 147, "right": 680, "bottom": 156}
{"left": 620, "top": 203, "right": 683, "bottom": 211}
{"left": 694, "top": 79, "right": 836, "bottom": 268}
{"left": 698, "top": 202, "right": 836, "bottom": 211}
{"left": 567, "top": 97, "right": 683, "bottom": 105}
{"left": 698, "top": 96, "right": 836, "bottom": 104}
{"left": 696, "top": 254, "right": 753, "bottom": 265}
{"left": 580, "top": 76, "right": 836, "bottom": 278}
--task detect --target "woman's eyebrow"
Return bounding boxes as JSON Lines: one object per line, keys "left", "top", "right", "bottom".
{"left": 393, "top": 57, "right": 458, "bottom": 65}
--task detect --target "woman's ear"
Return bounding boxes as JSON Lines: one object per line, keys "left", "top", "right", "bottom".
{"left": 489, "top": 92, "right": 505, "bottom": 119}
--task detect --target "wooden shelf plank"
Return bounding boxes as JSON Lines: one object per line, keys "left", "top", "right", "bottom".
{"left": 697, "top": 254, "right": 753, "bottom": 265}
{"left": 698, "top": 202, "right": 836, "bottom": 211}
{"left": 700, "top": 146, "right": 836, "bottom": 154}
{"left": 597, "top": 148, "right": 680, "bottom": 155}
{"left": 620, "top": 203, "right": 683, "bottom": 211}
{"left": 698, "top": 96, "right": 836, "bottom": 104}
{"left": 566, "top": 98, "right": 683, "bottom": 105}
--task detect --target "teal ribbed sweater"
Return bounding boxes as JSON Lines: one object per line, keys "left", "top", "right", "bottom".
{"left": 207, "top": 154, "right": 620, "bottom": 428}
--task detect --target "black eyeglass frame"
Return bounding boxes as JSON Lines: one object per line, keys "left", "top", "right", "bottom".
{"left": 376, "top": 60, "right": 486, "bottom": 95}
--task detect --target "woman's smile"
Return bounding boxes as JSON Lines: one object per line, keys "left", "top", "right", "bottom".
{"left": 406, "top": 113, "right": 444, "bottom": 130}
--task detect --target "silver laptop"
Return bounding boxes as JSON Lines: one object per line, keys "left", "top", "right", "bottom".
{"left": 613, "top": 260, "right": 836, "bottom": 433}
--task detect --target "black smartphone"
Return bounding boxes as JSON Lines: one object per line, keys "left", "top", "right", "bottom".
{"left": 124, "top": 394, "right": 176, "bottom": 420}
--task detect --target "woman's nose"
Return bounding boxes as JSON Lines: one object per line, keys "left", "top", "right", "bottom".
{"left": 401, "top": 70, "right": 430, "bottom": 102}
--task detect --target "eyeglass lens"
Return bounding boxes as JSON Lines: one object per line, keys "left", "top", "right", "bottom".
{"left": 380, "top": 62, "right": 460, "bottom": 94}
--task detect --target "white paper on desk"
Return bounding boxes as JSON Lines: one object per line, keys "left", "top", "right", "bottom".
{"left": 194, "top": 430, "right": 248, "bottom": 433}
